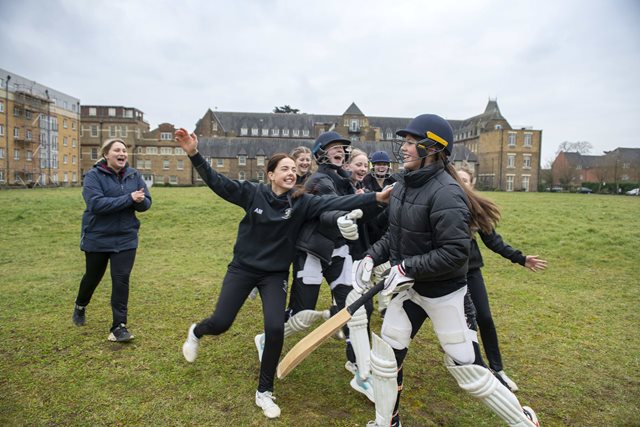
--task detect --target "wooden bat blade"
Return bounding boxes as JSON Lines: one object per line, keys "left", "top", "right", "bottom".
{"left": 277, "top": 281, "right": 384, "bottom": 379}
{"left": 277, "top": 309, "right": 350, "bottom": 379}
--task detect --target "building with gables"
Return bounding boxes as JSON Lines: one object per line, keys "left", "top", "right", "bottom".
{"left": 1, "top": 68, "right": 81, "bottom": 187}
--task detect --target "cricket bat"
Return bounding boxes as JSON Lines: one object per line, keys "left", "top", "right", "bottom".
{"left": 277, "top": 281, "right": 384, "bottom": 379}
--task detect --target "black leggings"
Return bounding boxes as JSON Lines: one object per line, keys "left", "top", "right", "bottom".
{"left": 467, "top": 267, "right": 504, "bottom": 372}
{"left": 76, "top": 249, "right": 137, "bottom": 331}
{"left": 194, "top": 264, "right": 288, "bottom": 393}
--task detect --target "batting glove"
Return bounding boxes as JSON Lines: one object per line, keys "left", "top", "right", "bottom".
{"left": 382, "top": 262, "right": 414, "bottom": 296}
{"left": 352, "top": 255, "right": 374, "bottom": 294}
{"left": 337, "top": 209, "right": 363, "bottom": 241}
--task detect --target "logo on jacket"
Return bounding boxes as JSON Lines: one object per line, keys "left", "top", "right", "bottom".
{"left": 254, "top": 208, "right": 263, "bottom": 215}
{"left": 282, "top": 208, "right": 292, "bottom": 219}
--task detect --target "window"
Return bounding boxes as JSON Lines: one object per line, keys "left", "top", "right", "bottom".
{"left": 145, "top": 159, "right": 151, "bottom": 169}
{"left": 160, "top": 132, "right": 173, "bottom": 140}
{"left": 0, "top": 101, "right": 3, "bottom": 113}
{"left": 522, "top": 175, "right": 530, "bottom": 192}
{"left": 14, "top": 107, "right": 20, "bottom": 116}
{"left": 14, "top": 149, "right": 20, "bottom": 160}
{"left": 495, "top": 124, "right": 502, "bottom": 130}
{"left": 146, "top": 147, "right": 158, "bottom": 154}
{"left": 257, "top": 171, "right": 265, "bottom": 183}
{"left": 506, "top": 175, "right": 515, "bottom": 192}
{"left": 124, "top": 109, "right": 133, "bottom": 118}
{"left": 256, "top": 155, "right": 265, "bottom": 166}
{"left": 0, "top": 170, "right": 4, "bottom": 182}
{"left": 507, "top": 154, "right": 516, "bottom": 168}
{"left": 136, "top": 160, "right": 144, "bottom": 169}
{"left": 212, "top": 121, "right": 218, "bottom": 131}
{"left": 91, "top": 125, "right": 98, "bottom": 137}
{"left": 72, "top": 121, "right": 76, "bottom": 130}
{"left": 282, "top": 129, "right": 289, "bottom": 137}
{"left": 216, "top": 159, "right": 224, "bottom": 167}
{"left": 386, "top": 131, "right": 393, "bottom": 140}
{"left": 240, "top": 126, "right": 248, "bottom": 136}
{"left": 177, "top": 159, "right": 184, "bottom": 170}
{"left": 109, "top": 126, "right": 116, "bottom": 137}
{"left": 293, "top": 129, "right": 300, "bottom": 137}
{"left": 156, "top": 175, "right": 164, "bottom": 185}
{"left": 163, "top": 159, "right": 170, "bottom": 170}
{"left": 302, "top": 129, "right": 309, "bottom": 137}
{"left": 524, "top": 133, "right": 532, "bottom": 147}
{"left": 350, "top": 120, "right": 359, "bottom": 132}
{"left": 63, "top": 119, "right": 68, "bottom": 129}
{"left": 160, "top": 147, "right": 173, "bottom": 155}
{"left": 25, "top": 130, "right": 32, "bottom": 140}
{"left": 262, "top": 128, "right": 269, "bottom": 136}
{"left": 238, "top": 171, "right": 246, "bottom": 180}
{"left": 238, "top": 155, "right": 247, "bottom": 166}
{"left": 91, "top": 148, "right": 98, "bottom": 160}
{"left": 169, "top": 176, "right": 178, "bottom": 185}
{"left": 175, "top": 147, "right": 185, "bottom": 155}
{"left": 108, "top": 108, "right": 116, "bottom": 116}
{"left": 0, "top": 124, "right": 3, "bottom": 136}
{"left": 26, "top": 110, "right": 32, "bottom": 119}
{"left": 251, "top": 127, "right": 259, "bottom": 136}
{"left": 89, "top": 107, "right": 97, "bottom": 116}
{"left": 523, "top": 154, "right": 532, "bottom": 169}
{"left": 63, "top": 154, "right": 68, "bottom": 164}
{"left": 272, "top": 128, "right": 279, "bottom": 136}
{"left": 72, "top": 172, "right": 77, "bottom": 182}
{"left": 119, "top": 126, "right": 127, "bottom": 137}
{"left": 27, "top": 151, "right": 33, "bottom": 161}
{"left": 0, "top": 148, "right": 3, "bottom": 158}
{"left": 63, "top": 172, "right": 69, "bottom": 183}
{"left": 14, "top": 127, "right": 19, "bottom": 138}
{"left": 63, "top": 137, "right": 68, "bottom": 147}
{"left": 508, "top": 132, "right": 516, "bottom": 147}
{"left": 72, "top": 138, "right": 77, "bottom": 148}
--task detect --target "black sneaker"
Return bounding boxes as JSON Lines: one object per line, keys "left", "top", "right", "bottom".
{"left": 72, "top": 304, "right": 86, "bottom": 326}
{"left": 108, "top": 324, "right": 134, "bottom": 342}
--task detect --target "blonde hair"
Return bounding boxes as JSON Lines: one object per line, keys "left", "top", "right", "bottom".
{"left": 290, "top": 146, "right": 312, "bottom": 160}
{"left": 100, "top": 138, "right": 127, "bottom": 158}
{"left": 349, "top": 148, "right": 368, "bottom": 164}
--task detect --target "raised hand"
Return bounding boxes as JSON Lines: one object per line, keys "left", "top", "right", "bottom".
{"left": 175, "top": 128, "right": 198, "bottom": 156}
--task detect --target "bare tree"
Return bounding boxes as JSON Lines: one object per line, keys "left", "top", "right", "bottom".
{"left": 556, "top": 141, "right": 593, "bottom": 155}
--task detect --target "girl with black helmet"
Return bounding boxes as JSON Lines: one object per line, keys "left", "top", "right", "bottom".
{"left": 174, "top": 129, "right": 392, "bottom": 420}
{"left": 352, "top": 114, "right": 539, "bottom": 427}
{"left": 363, "top": 150, "right": 395, "bottom": 193}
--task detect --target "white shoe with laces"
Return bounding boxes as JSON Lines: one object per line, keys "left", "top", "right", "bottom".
{"left": 255, "top": 390, "right": 281, "bottom": 418}
{"left": 522, "top": 406, "right": 539, "bottom": 426}
{"left": 182, "top": 323, "right": 199, "bottom": 363}
{"left": 497, "top": 370, "right": 519, "bottom": 392}
{"left": 350, "top": 374, "right": 375, "bottom": 402}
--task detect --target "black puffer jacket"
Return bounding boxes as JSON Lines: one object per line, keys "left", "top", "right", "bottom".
{"left": 368, "top": 161, "right": 471, "bottom": 298}
{"left": 469, "top": 229, "right": 526, "bottom": 271}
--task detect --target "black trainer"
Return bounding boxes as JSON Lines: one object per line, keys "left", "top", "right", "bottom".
{"left": 72, "top": 304, "right": 86, "bottom": 326}
{"left": 108, "top": 324, "right": 134, "bottom": 342}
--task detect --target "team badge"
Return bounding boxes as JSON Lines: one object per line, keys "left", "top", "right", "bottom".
{"left": 282, "top": 208, "right": 292, "bottom": 219}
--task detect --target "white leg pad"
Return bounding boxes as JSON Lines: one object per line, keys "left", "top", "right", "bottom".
{"left": 347, "top": 289, "right": 371, "bottom": 379}
{"left": 444, "top": 355, "right": 537, "bottom": 427}
{"left": 284, "top": 309, "right": 326, "bottom": 338}
{"left": 370, "top": 333, "right": 397, "bottom": 427}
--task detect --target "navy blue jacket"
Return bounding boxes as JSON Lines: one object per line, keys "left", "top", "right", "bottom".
{"left": 190, "top": 153, "right": 379, "bottom": 273}
{"left": 80, "top": 160, "right": 152, "bottom": 252}
{"left": 469, "top": 229, "right": 526, "bottom": 271}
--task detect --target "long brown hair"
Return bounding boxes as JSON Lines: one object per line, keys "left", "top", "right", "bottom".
{"left": 439, "top": 154, "right": 501, "bottom": 234}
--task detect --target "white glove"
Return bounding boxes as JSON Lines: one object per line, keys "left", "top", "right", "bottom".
{"left": 372, "top": 261, "right": 391, "bottom": 282}
{"left": 382, "top": 262, "right": 414, "bottom": 296}
{"left": 337, "top": 209, "right": 363, "bottom": 241}
{"left": 352, "top": 256, "right": 374, "bottom": 294}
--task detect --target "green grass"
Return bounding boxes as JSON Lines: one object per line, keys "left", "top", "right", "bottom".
{"left": 1, "top": 188, "right": 639, "bottom": 426}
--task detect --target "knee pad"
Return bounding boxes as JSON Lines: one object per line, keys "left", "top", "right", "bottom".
{"left": 380, "top": 296, "right": 413, "bottom": 349}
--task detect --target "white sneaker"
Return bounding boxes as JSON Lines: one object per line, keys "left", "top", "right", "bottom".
{"left": 255, "top": 390, "right": 281, "bottom": 419}
{"left": 522, "top": 406, "right": 539, "bottom": 426}
{"left": 182, "top": 323, "right": 199, "bottom": 363}
{"left": 254, "top": 333, "right": 265, "bottom": 362}
{"left": 350, "top": 374, "right": 375, "bottom": 402}
{"left": 345, "top": 361, "right": 358, "bottom": 375}
{"left": 497, "top": 370, "right": 519, "bottom": 392}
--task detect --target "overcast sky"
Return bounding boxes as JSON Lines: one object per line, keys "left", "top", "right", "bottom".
{"left": 2, "top": 0, "right": 639, "bottom": 163}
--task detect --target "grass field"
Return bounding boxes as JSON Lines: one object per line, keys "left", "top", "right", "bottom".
{"left": 1, "top": 187, "right": 639, "bottom": 426}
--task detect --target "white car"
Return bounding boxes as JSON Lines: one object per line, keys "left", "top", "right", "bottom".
{"left": 626, "top": 188, "right": 639, "bottom": 196}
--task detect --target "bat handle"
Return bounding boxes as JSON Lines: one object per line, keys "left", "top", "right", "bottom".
{"left": 347, "top": 281, "right": 385, "bottom": 315}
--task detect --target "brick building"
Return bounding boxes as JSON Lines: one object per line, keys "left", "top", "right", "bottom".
{"left": 1, "top": 68, "right": 81, "bottom": 187}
